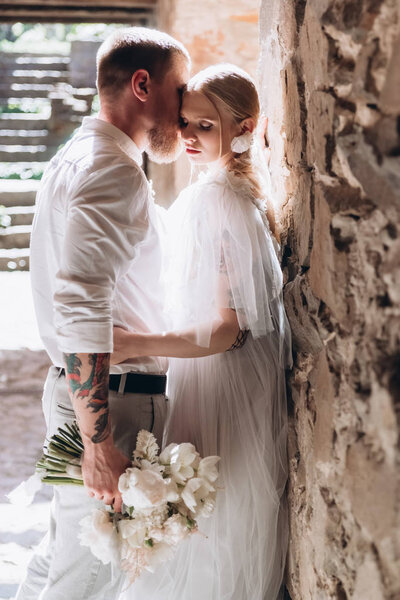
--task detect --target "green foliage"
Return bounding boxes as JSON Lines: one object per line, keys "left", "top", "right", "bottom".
{"left": 91, "top": 94, "right": 100, "bottom": 115}
{"left": 0, "top": 23, "right": 127, "bottom": 53}
{"left": 0, "top": 102, "right": 43, "bottom": 115}
{"left": 0, "top": 164, "right": 44, "bottom": 180}
{"left": 0, "top": 206, "right": 11, "bottom": 228}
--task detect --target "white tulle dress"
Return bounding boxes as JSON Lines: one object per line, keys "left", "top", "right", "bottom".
{"left": 121, "top": 168, "right": 292, "bottom": 600}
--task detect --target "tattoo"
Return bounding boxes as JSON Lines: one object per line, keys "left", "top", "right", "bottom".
{"left": 63, "top": 353, "right": 82, "bottom": 395}
{"left": 86, "top": 354, "right": 109, "bottom": 412}
{"left": 227, "top": 328, "right": 249, "bottom": 351}
{"left": 63, "top": 352, "right": 111, "bottom": 444}
{"left": 92, "top": 412, "right": 110, "bottom": 443}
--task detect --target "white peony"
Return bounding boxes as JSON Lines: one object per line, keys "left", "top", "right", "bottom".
{"left": 119, "top": 467, "right": 167, "bottom": 509}
{"left": 118, "top": 518, "right": 147, "bottom": 549}
{"left": 163, "top": 514, "right": 191, "bottom": 546}
{"left": 181, "top": 477, "right": 215, "bottom": 515}
{"left": 145, "top": 541, "right": 175, "bottom": 572}
{"left": 197, "top": 456, "right": 220, "bottom": 484}
{"left": 160, "top": 443, "right": 200, "bottom": 485}
{"left": 78, "top": 509, "right": 120, "bottom": 565}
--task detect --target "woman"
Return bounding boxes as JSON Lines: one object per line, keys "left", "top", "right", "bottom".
{"left": 116, "top": 64, "right": 292, "bottom": 600}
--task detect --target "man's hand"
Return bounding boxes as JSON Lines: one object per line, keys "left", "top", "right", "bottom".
{"left": 81, "top": 436, "right": 131, "bottom": 513}
{"left": 63, "top": 351, "right": 130, "bottom": 512}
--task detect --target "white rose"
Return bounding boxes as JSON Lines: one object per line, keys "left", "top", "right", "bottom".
{"left": 78, "top": 509, "right": 120, "bottom": 565}
{"left": 181, "top": 478, "right": 214, "bottom": 515}
{"left": 197, "top": 456, "right": 220, "bottom": 484}
{"left": 119, "top": 467, "right": 167, "bottom": 509}
{"left": 160, "top": 443, "right": 200, "bottom": 485}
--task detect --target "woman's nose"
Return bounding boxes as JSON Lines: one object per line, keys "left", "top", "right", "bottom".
{"left": 181, "top": 126, "right": 196, "bottom": 142}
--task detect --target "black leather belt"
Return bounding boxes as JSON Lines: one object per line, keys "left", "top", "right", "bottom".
{"left": 59, "top": 369, "right": 166, "bottom": 395}
{"left": 109, "top": 372, "right": 166, "bottom": 395}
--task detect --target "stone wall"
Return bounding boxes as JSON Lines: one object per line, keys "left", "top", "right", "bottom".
{"left": 259, "top": 1, "right": 400, "bottom": 598}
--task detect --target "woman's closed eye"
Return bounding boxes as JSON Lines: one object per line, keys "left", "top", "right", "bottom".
{"left": 179, "top": 116, "right": 214, "bottom": 131}
{"left": 199, "top": 121, "right": 213, "bottom": 131}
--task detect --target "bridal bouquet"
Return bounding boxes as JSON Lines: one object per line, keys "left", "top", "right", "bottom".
{"left": 36, "top": 424, "right": 220, "bottom": 582}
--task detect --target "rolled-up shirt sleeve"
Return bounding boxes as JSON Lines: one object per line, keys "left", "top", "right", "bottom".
{"left": 54, "top": 162, "right": 148, "bottom": 354}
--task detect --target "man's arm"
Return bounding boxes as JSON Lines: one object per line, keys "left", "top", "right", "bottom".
{"left": 63, "top": 351, "right": 130, "bottom": 512}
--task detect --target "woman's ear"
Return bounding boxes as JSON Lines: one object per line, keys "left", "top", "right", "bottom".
{"left": 239, "top": 117, "right": 255, "bottom": 135}
{"left": 131, "top": 69, "right": 151, "bottom": 102}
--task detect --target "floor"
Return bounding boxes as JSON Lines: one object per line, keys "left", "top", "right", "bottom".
{"left": 0, "top": 272, "right": 52, "bottom": 599}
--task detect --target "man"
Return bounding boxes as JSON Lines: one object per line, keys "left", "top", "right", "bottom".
{"left": 17, "top": 27, "right": 190, "bottom": 599}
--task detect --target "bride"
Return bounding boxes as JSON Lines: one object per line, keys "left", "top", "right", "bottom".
{"left": 114, "top": 63, "right": 292, "bottom": 600}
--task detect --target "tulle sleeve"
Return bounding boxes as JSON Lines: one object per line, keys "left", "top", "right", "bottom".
{"left": 164, "top": 170, "right": 288, "bottom": 351}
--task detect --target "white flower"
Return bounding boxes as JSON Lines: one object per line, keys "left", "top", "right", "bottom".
{"left": 145, "top": 541, "right": 175, "bottom": 572}
{"left": 163, "top": 514, "right": 191, "bottom": 546}
{"left": 118, "top": 518, "right": 147, "bottom": 549}
{"left": 181, "top": 477, "right": 215, "bottom": 515}
{"left": 197, "top": 456, "right": 220, "bottom": 484}
{"left": 134, "top": 430, "right": 159, "bottom": 462}
{"left": 119, "top": 467, "right": 166, "bottom": 509}
{"left": 79, "top": 509, "right": 120, "bottom": 565}
{"left": 165, "top": 477, "right": 180, "bottom": 502}
{"left": 197, "top": 491, "right": 217, "bottom": 518}
{"left": 160, "top": 443, "right": 200, "bottom": 485}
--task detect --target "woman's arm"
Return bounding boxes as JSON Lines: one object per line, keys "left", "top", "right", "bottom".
{"left": 111, "top": 308, "right": 241, "bottom": 364}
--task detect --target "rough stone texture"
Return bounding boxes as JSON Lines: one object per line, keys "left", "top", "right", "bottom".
{"left": 259, "top": 1, "right": 400, "bottom": 598}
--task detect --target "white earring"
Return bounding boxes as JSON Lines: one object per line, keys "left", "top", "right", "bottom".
{"left": 231, "top": 131, "right": 253, "bottom": 153}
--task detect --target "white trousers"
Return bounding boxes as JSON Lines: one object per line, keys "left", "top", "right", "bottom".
{"left": 16, "top": 366, "right": 167, "bottom": 600}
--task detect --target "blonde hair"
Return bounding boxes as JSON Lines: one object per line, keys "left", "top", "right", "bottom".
{"left": 187, "top": 64, "right": 277, "bottom": 236}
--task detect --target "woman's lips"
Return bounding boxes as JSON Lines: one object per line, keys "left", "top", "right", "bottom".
{"left": 185, "top": 147, "right": 201, "bottom": 155}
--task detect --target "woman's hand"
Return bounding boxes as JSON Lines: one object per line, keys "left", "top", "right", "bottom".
{"left": 111, "top": 327, "right": 139, "bottom": 365}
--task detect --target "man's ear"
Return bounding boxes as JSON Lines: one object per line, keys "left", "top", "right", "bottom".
{"left": 131, "top": 69, "right": 151, "bottom": 102}
{"left": 239, "top": 117, "right": 255, "bottom": 135}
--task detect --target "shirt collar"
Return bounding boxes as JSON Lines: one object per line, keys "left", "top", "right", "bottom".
{"left": 81, "top": 116, "right": 143, "bottom": 166}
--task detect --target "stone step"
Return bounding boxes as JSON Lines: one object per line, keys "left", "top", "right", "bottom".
{"left": 0, "top": 179, "right": 40, "bottom": 207}
{"left": 0, "top": 144, "right": 54, "bottom": 162}
{"left": 0, "top": 113, "right": 50, "bottom": 129}
{"left": 0, "top": 225, "right": 31, "bottom": 249}
{"left": 0, "top": 83, "right": 96, "bottom": 101}
{"left": 0, "top": 248, "right": 29, "bottom": 271}
{"left": 6, "top": 206, "right": 36, "bottom": 226}
{"left": 0, "top": 52, "right": 68, "bottom": 59}
{"left": 0, "top": 129, "right": 49, "bottom": 145}
{"left": 3, "top": 70, "right": 69, "bottom": 85}
{"left": 0, "top": 83, "right": 56, "bottom": 98}
{"left": 0, "top": 56, "right": 69, "bottom": 70}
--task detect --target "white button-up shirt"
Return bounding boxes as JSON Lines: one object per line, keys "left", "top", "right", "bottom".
{"left": 30, "top": 116, "right": 167, "bottom": 374}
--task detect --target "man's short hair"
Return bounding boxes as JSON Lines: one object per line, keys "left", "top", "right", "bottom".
{"left": 96, "top": 27, "right": 190, "bottom": 96}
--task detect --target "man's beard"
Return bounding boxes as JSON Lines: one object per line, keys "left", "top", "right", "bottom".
{"left": 146, "top": 120, "right": 183, "bottom": 164}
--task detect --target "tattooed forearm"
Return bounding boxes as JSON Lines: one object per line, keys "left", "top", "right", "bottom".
{"left": 63, "top": 352, "right": 111, "bottom": 444}
{"left": 92, "top": 412, "right": 110, "bottom": 443}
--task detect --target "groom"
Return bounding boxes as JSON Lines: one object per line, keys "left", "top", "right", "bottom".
{"left": 17, "top": 28, "right": 190, "bottom": 599}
